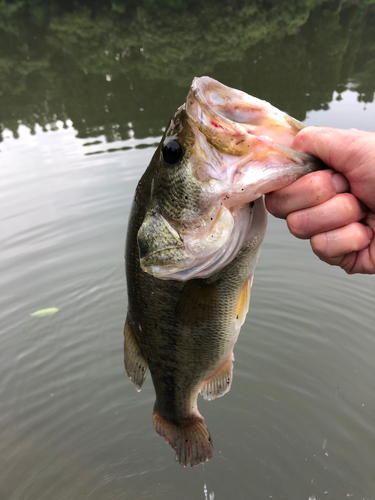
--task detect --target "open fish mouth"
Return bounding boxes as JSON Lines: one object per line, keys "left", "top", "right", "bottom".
{"left": 185, "top": 76, "right": 324, "bottom": 204}
{"left": 186, "top": 76, "right": 304, "bottom": 153}
{"left": 136, "top": 77, "right": 325, "bottom": 281}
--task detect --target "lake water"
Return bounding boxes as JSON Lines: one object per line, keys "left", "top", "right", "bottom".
{"left": 1, "top": 1, "right": 375, "bottom": 499}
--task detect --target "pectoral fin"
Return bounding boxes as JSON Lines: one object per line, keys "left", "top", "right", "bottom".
{"left": 200, "top": 354, "right": 234, "bottom": 401}
{"left": 124, "top": 315, "right": 148, "bottom": 391}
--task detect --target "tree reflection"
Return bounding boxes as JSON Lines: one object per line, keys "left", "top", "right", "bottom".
{"left": 0, "top": 0, "right": 374, "bottom": 141}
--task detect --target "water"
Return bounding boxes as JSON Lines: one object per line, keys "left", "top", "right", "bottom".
{"left": 1, "top": 1, "right": 375, "bottom": 499}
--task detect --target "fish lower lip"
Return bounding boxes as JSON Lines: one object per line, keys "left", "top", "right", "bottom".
{"left": 222, "top": 152, "right": 325, "bottom": 205}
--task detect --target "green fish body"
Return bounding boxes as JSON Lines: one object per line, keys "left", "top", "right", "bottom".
{"left": 125, "top": 77, "right": 324, "bottom": 466}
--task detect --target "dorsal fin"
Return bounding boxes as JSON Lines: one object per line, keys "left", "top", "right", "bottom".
{"left": 124, "top": 315, "right": 148, "bottom": 391}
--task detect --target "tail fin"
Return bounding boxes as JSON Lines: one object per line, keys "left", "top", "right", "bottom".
{"left": 153, "top": 407, "right": 214, "bottom": 467}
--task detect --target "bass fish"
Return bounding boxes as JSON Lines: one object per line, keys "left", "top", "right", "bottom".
{"left": 124, "top": 77, "right": 323, "bottom": 466}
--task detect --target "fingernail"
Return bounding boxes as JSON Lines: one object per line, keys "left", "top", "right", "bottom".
{"left": 332, "top": 172, "right": 349, "bottom": 193}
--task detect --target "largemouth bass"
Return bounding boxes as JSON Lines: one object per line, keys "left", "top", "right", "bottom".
{"left": 124, "top": 77, "right": 324, "bottom": 467}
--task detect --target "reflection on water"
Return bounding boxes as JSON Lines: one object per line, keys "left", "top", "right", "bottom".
{"left": 204, "top": 483, "right": 215, "bottom": 500}
{"left": 1, "top": 1, "right": 375, "bottom": 499}
{"left": 1, "top": 0, "right": 374, "bottom": 141}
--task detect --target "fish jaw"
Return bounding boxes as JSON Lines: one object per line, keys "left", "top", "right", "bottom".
{"left": 210, "top": 142, "right": 324, "bottom": 208}
{"left": 186, "top": 76, "right": 304, "bottom": 152}
{"left": 136, "top": 76, "right": 325, "bottom": 282}
{"left": 186, "top": 76, "right": 325, "bottom": 205}
{"left": 137, "top": 197, "right": 267, "bottom": 281}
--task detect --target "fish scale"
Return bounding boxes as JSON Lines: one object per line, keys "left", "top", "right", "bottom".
{"left": 124, "top": 76, "right": 325, "bottom": 466}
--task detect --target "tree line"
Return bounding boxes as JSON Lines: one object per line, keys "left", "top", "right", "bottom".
{"left": 0, "top": 0, "right": 374, "bottom": 141}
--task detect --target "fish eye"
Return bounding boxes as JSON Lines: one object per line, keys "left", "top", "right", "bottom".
{"left": 162, "top": 140, "right": 183, "bottom": 165}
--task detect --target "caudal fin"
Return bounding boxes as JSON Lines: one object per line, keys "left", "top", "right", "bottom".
{"left": 153, "top": 408, "right": 214, "bottom": 467}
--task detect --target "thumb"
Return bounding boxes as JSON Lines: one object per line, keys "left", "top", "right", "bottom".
{"left": 291, "top": 126, "right": 366, "bottom": 174}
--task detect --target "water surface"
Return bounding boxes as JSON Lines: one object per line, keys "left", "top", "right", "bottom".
{"left": 1, "top": 1, "right": 375, "bottom": 499}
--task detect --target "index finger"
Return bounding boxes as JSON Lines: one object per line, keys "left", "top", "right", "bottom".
{"left": 265, "top": 169, "right": 349, "bottom": 219}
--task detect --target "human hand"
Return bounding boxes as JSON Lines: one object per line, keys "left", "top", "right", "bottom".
{"left": 265, "top": 127, "right": 375, "bottom": 274}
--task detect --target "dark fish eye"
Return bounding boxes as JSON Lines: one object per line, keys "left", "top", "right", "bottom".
{"left": 162, "top": 140, "right": 183, "bottom": 165}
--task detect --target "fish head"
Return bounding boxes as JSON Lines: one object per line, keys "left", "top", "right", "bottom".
{"left": 137, "top": 77, "right": 324, "bottom": 281}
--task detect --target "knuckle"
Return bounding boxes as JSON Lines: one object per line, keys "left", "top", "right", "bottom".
{"left": 286, "top": 212, "right": 309, "bottom": 238}
{"left": 265, "top": 194, "right": 285, "bottom": 219}
{"left": 338, "top": 193, "right": 365, "bottom": 218}
{"left": 308, "top": 172, "right": 331, "bottom": 199}
{"left": 302, "top": 170, "right": 337, "bottom": 204}
{"left": 310, "top": 233, "right": 327, "bottom": 258}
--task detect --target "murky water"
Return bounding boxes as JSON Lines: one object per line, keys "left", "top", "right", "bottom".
{"left": 1, "top": 1, "right": 375, "bottom": 499}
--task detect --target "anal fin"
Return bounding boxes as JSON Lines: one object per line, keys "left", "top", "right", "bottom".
{"left": 153, "top": 407, "right": 214, "bottom": 467}
{"left": 200, "top": 354, "right": 234, "bottom": 401}
{"left": 124, "top": 314, "right": 148, "bottom": 391}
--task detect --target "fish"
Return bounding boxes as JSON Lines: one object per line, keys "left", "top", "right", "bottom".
{"left": 124, "top": 76, "right": 324, "bottom": 467}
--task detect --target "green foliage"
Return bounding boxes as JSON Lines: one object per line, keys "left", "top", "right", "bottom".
{"left": 0, "top": 0, "right": 24, "bottom": 34}
{"left": 0, "top": 0, "right": 373, "bottom": 141}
